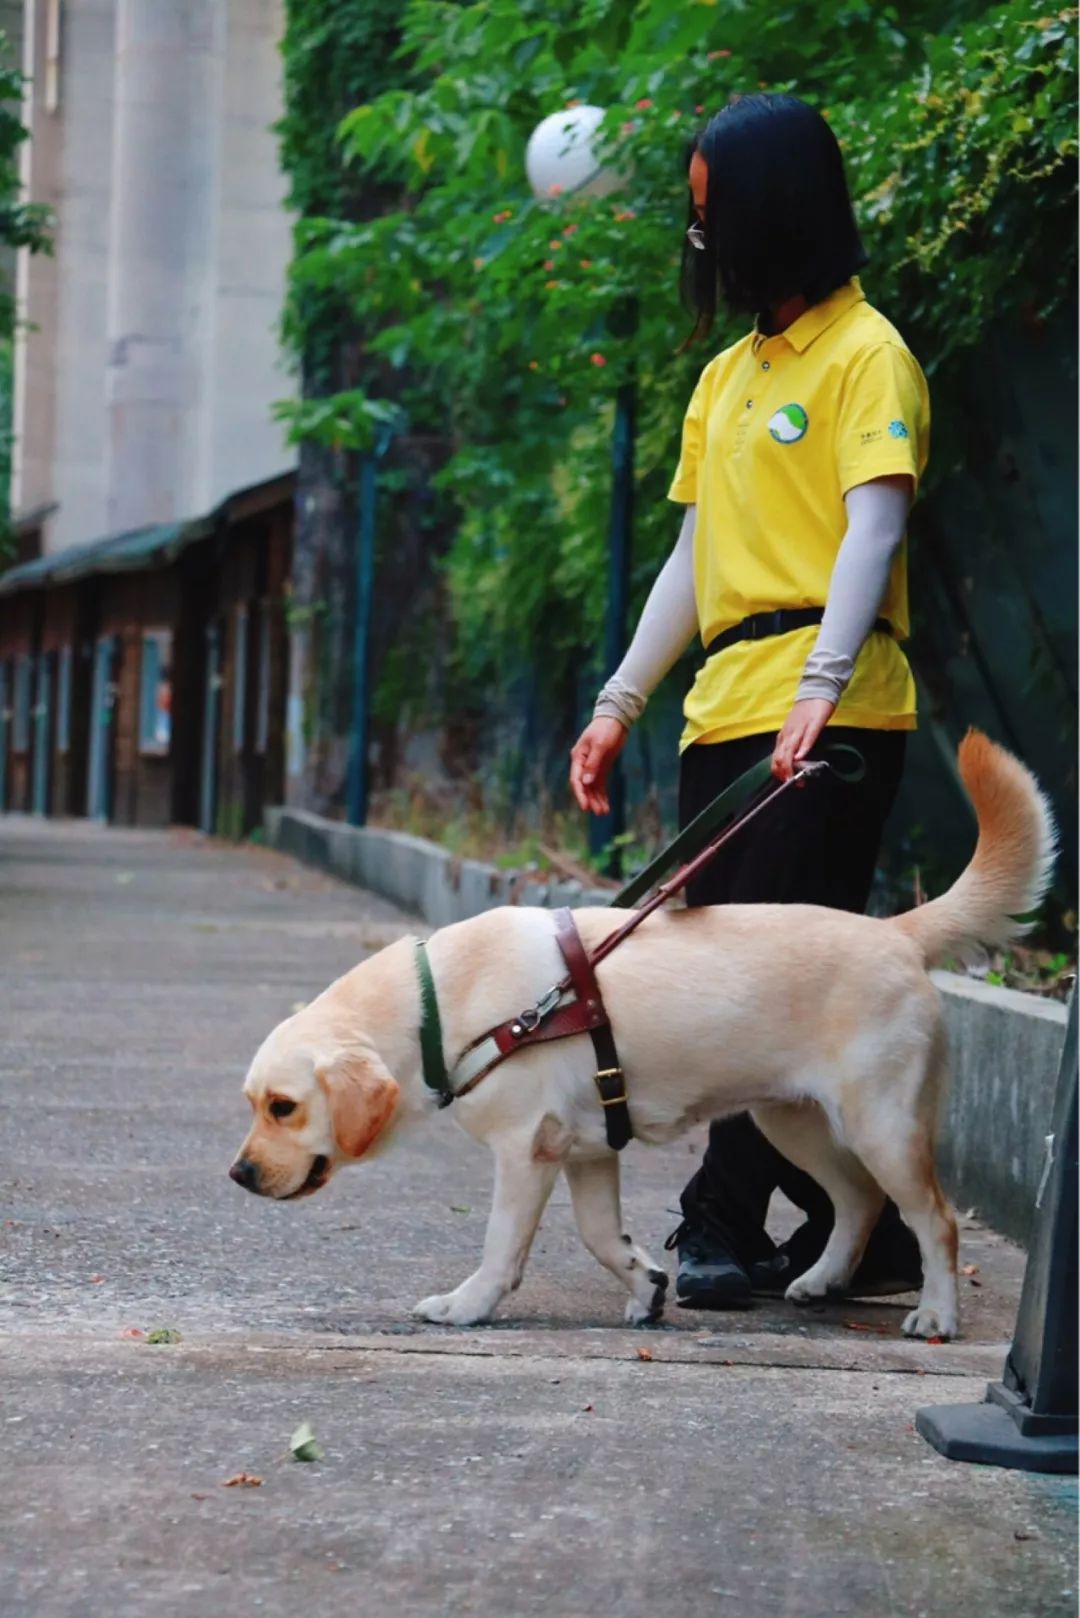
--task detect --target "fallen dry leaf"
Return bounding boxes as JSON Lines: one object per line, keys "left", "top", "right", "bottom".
{"left": 926, "top": 1335, "right": 945, "bottom": 1345}
{"left": 842, "top": 1320, "right": 891, "bottom": 1335}
{"left": 961, "top": 1263, "right": 980, "bottom": 1277}
{"left": 581, "top": 1403, "right": 593, "bottom": 1413}
{"left": 119, "top": 1327, "right": 145, "bottom": 1340}
{"left": 635, "top": 1347, "right": 654, "bottom": 1362}
{"left": 222, "top": 1472, "right": 263, "bottom": 1488}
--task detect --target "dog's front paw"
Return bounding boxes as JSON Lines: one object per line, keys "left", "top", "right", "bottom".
{"left": 902, "top": 1303, "right": 957, "bottom": 1341}
{"left": 623, "top": 1266, "right": 668, "bottom": 1325}
{"left": 412, "top": 1289, "right": 495, "bottom": 1327}
{"left": 625, "top": 1295, "right": 663, "bottom": 1325}
{"left": 785, "top": 1273, "right": 827, "bottom": 1306}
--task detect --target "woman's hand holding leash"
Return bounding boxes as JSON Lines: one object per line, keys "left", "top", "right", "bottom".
{"left": 570, "top": 717, "right": 628, "bottom": 814}
{"left": 771, "top": 697, "right": 836, "bottom": 781}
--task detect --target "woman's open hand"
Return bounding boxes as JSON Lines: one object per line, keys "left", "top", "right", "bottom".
{"left": 569, "top": 717, "right": 628, "bottom": 814}
{"left": 771, "top": 697, "right": 836, "bottom": 781}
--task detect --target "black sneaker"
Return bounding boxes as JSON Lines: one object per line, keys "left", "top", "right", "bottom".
{"left": 749, "top": 1210, "right": 923, "bottom": 1299}
{"left": 748, "top": 1221, "right": 825, "bottom": 1296}
{"left": 664, "top": 1218, "right": 753, "bottom": 1309}
{"left": 848, "top": 1210, "right": 923, "bottom": 1297}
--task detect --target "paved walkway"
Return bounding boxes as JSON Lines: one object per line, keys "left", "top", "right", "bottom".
{"left": 0, "top": 818, "right": 1074, "bottom": 1617}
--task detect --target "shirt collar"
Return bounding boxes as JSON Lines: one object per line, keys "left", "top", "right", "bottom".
{"left": 754, "top": 277, "right": 865, "bottom": 355}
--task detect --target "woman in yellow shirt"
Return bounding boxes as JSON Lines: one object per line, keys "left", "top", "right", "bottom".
{"left": 570, "top": 93, "right": 930, "bottom": 1309}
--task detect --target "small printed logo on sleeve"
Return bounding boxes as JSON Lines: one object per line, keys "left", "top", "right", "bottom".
{"left": 768, "top": 403, "right": 809, "bottom": 443}
{"left": 888, "top": 419, "right": 910, "bottom": 439}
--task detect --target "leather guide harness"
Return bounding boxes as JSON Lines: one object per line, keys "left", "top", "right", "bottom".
{"left": 415, "top": 746, "right": 865, "bottom": 1152}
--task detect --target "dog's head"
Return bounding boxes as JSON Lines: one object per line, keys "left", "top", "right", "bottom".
{"left": 229, "top": 1012, "right": 400, "bottom": 1201}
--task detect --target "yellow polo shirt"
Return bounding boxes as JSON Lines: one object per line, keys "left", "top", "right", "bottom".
{"left": 668, "top": 277, "right": 929, "bottom": 749}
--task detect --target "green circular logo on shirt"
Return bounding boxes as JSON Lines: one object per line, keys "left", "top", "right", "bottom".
{"left": 768, "top": 403, "right": 809, "bottom": 443}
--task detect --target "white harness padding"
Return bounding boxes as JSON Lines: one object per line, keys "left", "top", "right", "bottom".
{"left": 448, "top": 988, "right": 577, "bottom": 1096}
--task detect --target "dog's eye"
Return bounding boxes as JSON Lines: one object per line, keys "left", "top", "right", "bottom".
{"left": 269, "top": 1099, "right": 297, "bottom": 1120}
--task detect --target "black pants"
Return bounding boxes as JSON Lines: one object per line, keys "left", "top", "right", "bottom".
{"left": 678, "top": 726, "right": 906, "bottom": 1265}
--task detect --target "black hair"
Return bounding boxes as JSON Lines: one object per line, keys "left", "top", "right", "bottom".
{"left": 680, "top": 93, "right": 868, "bottom": 340}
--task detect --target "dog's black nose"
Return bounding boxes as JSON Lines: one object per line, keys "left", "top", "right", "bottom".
{"left": 229, "top": 1157, "right": 259, "bottom": 1193}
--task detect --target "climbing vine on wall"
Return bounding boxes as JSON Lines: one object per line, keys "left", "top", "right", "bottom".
{"left": 0, "top": 31, "right": 52, "bottom": 554}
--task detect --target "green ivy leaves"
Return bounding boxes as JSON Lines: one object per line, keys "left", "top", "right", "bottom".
{"left": 277, "top": 0, "right": 1078, "bottom": 712}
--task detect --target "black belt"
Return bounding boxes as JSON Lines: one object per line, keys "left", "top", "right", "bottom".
{"left": 706, "top": 607, "right": 892, "bottom": 660}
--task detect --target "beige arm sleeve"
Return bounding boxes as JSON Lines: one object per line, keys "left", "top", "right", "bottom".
{"left": 593, "top": 505, "right": 699, "bottom": 728}
{"left": 796, "top": 479, "right": 910, "bottom": 705}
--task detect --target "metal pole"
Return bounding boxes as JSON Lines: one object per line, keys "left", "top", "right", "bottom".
{"left": 347, "top": 453, "right": 378, "bottom": 827}
{"left": 588, "top": 297, "right": 637, "bottom": 873}
{"left": 347, "top": 424, "right": 395, "bottom": 827}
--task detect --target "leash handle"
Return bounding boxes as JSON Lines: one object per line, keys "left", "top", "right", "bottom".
{"left": 823, "top": 742, "right": 866, "bottom": 783}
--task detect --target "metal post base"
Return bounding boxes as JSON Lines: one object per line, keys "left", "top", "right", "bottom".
{"left": 916, "top": 1383, "right": 1078, "bottom": 1474}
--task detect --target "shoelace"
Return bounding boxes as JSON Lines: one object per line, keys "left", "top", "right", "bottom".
{"left": 663, "top": 1219, "right": 689, "bottom": 1253}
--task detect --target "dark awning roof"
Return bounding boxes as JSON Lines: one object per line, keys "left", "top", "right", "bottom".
{"left": 0, "top": 519, "right": 203, "bottom": 597}
{"left": 0, "top": 469, "right": 295, "bottom": 599}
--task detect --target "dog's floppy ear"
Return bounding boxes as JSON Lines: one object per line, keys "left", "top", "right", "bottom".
{"left": 316, "top": 1049, "right": 399, "bottom": 1159}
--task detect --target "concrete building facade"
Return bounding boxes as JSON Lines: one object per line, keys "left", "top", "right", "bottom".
{"left": 13, "top": 0, "right": 293, "bottom": 555}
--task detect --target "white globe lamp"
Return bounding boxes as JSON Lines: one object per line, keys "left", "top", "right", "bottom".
{"left": 525, "top": 105, "right": 623, "bottom": 203}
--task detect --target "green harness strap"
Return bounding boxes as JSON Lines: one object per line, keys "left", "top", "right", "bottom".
{"left": 415, "top": 939, "right": 451, "bottom": 1102}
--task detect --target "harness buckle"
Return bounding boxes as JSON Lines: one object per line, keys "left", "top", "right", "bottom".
{"left": 594, "top": 1066, "right": 627, "bottom": 1104}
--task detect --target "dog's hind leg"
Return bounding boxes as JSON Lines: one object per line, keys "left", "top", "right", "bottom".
{"left": 564, "top": 1156, "right": 668, "bottom": 1323}
{"left": 413, "top": 1145, "right": 560, "bottom": 1326}
{"left": 752, "top": 1101, "right": 885, "bottom": 1303}
{"left": 833, "top": 1024, "right": 958, "bottom": 1339}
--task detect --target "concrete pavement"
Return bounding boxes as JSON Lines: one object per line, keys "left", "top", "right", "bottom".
{"left": 1, "top": 818, "right": 1075, "bottom": 1617}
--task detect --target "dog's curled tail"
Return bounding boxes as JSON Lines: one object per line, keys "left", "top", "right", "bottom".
{"left": 892, "top": 729, "right": 1057, "bottom": 967}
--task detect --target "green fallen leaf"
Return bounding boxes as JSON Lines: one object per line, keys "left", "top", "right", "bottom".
{"left": 449, "top": 1205, "right": 471, "bottom": 1215}
{"left": 146, "top": 1327, "right": 182, "bottom": 1345}
{"left": 289, "top": 1421, "right": 324, "bottom": 1463}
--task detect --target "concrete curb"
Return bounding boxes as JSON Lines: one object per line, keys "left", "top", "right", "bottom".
{"left": 265, "top": 806, "right": 612, "bottom": 928}
{"left": 930, "top": 970, "right": 1069, "bottom": 1244}
{"left": 265, "top": 806, "right": 1070, "bottom": 1244}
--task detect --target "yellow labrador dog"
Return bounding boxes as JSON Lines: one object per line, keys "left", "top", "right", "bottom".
{"left": 230, "top": 732, "right": 1054, "bottom": 1340}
